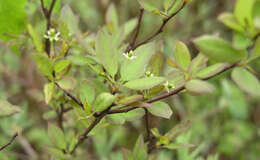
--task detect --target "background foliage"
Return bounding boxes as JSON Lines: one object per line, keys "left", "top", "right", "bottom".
{"left": 0, "top": 0, "right": 260, "bottom": 160}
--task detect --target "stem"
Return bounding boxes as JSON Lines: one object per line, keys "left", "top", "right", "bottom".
{"left": 0, "top": 133, "right": 18, "bottom": 151}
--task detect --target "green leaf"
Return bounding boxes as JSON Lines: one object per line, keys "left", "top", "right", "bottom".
{"left": 188, "top": 53, "right": 208, "bottom": 76}
{"left": 0, "top": 99, "right": 21, "bottom": 118}
{"left": 123, "top": 18, "right": 138, "bottom": 38}
{"left": 124, "top": 77, "right": 165, "bottom": 90}
{"left": 133, "top": 135, "right": 147, "bottom": 160}
{"left": 174, "top": 41, "right": 191, "bottom": 70}
{"left": 164, "top": 0, "right": 176, "bottom": 12}
{"left": 56, "top": 76, "right": 76, "bottom": 90}
{"left": 147, "top": 101, "right": 173, "bottom": 119}
{"left": 165, "top": 121, "right": 190, "bottom": 139}
{"left": 218, "top": 12, "right": 245, "bottom": 33}
{"left": 94, "top": 92, "right": 115, "bottom": 112}
{"left": 80, "top": 80, "right": 95, "bottom": 113}
{"left": 249, "top": 36, "right": 260, "bottom": 61}
{"left": 149, "top": 51, "right": 164, "bottom": 76}
{"left": 234, "top": 0, "right": 255, "bottom": 27}
{"left": 124, "top": 108, "right": 145, "bottom": 121}
{"left": 138, "top": 0, "right": 158, "bottom": 12}
{"left": 117, "top": 95, "right": 143, "bottom": 105}
{"left": 60, "top": 5, "right": 79, "bottom": 36}
{"left": 163, "top": 143, "right": 195, "bottom": 150}
{"left": 185, "top": 80, "right": 215, "bottom": 95}
{"left": 48, "top": 124, "right": 66, "bottom": 150}
{"left": 120, "top": 42, "right": 156, "bottom": 81}
{"left": 33, "top": 53, "right": 53, "bottom": 78}
{"left": 231, "top": 67, "right": 260, "bottom": 97}
{"left": 0, "top": 0, "right": 27, "bottom": 41}
{"left": 193, "top": 35, "right": 247, "bottom": 63}
{"left": 232, "top": 32, "right": 252, "bottom": 50}
{"left": 196, "top": 63, "right": 228, "bottom": 79}
{"left": 106, "top": 3, "right": 119, "bottom": 33}
{"left": 54, "top": 60, "right": 71, "bottom": 73}
{"left": 44, "top": 82, "right": 55, "bottom": 104}
{"left": 27, "top": 24, "right": 44, "bottom": 52}
{"left": 96, "top": 29, "right": 118, "bottom": 77}
{"left": 68, "top": 55, "right": 96, "bottom": 66}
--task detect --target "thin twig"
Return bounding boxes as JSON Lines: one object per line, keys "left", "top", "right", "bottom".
{"left": 144, "top": 108, "right": 151, "bottom": 140}
{"left": 57, "top": 104, "right": 65, "bottom": 131}
{"left": 131, "top": 2, "right": 187, "bottom": 51}
{"left": 0, "top": 133, "right": 18, "bottom": 151}
{"left": 126, "top": 9, "right": 144, "bottom": 52}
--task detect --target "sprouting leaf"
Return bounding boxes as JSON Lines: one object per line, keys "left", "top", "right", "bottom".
{"left": 0, "top": 0, "right": 27, "bottom": 41}
{"left": 185, "top": 80, "right": 215, "bottom": 95}
{"left": 123, "top": 77, "right": 165, "bottom": 90}
{"left": 147, "top": 101, "right": 173, "bottom": 119}
{"left": 94, "top": 92, "right": 115, "bottom": 112}
{"left": 231, "top": 67, "right": 260, "bottom": 97}
{"left": 96, "top": 29, "right": 118, "bottom": 77}
{"left": 120, "top": 42, "right": 156, "bottom": 81}
{"left": 106, "top": 3, "right": 119, "bottom": 33}
{"left": 60, "top": 5, "right": 79, "bottom": 36}
{"left": 234, "top": 0, "right": 255, "bottom": 27}
{"left": 196, "top": 63, "right": 228, "bottom": 79}
{"left": 44, "top": 82, "right": 55, "bottom": 104}
{"left": 33, "top": 53, "right": 53, "bottom": 78}
{"left": 27, "top": 24, "right": 44, "bottom": 52}
{"left": 0, "top": 99, "right": 21, "bottom": 118}
{"left": 193, "top": 35, "right": 247, "bottom": 63}
{"left": 54, "top": 60, "right": 71, "bottom": 73}
{"left": 48, "top": 124, "right": 67, "bottom": 150}
{"left": 218, "top": 12, "right": 245, "bottom": 33}
{"left": 174, "top": 41, "right": 191, "bottom": 70}
{"left": 133, "top": 135, "right": 147, "bottom": 160}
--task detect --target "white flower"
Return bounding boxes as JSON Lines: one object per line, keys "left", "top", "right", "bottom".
{"left": 123, "top": 50, "right": 137, "bottom": 60}
{"left": 163, "top": 81, "right": 174, "bottom": 93}
{"left": 145, "top": 71, "right": 154, "bottom": 77}
{"left": 44, "top": 28, "right": 60, "bottom": 42}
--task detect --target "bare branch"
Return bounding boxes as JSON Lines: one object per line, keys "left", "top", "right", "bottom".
{"left": 0, "top": 133, "right": 18, "bottom": 151}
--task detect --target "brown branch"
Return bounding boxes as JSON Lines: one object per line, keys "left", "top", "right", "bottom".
{"left": 57, "top": 104, "right": 65, "bottom": 131}
{"left": 55, "top": 83, "right": 84, "bottom": 109}
{"left": 144, "top": 108, "right": 151, "bottom": 140}
{"left": 131, "top": 2, "right": 187, "bottom": 51}
{"left": 0, "top": 133, "right": 18, "bottom": 151}
{"left": 126, "top": 8, "right": 144, "bottom": 52}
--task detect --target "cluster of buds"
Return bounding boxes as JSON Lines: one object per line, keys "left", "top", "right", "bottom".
{"left": 44, "top": 28, "right": 60, "bottom": 42}
{"left": 123, "top": 50, "right": 137, "bottom": 60}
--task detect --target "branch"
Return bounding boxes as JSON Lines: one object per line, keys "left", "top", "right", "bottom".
{"left": 0, "top": 133, "right": 18, "bottom": 151}
{"left": 144, "top": 108, "right": 151, "bottom": 140}
{"left": 131, "top": 2, "right": 187, "bottom": 51}
{"left": 126, "top": 8, "right": 144, "bottom": 52}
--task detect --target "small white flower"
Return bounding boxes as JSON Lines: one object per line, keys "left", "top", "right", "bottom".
{"left": 44, "top": 28, "right": 60, "bottom": 42}
{"left": 163, "top": 81, "right": 174, "bottom": 93}
{"left": 145, "top": 71, "right": 154, "bottom": 77}
{"left": 123, "top": 50, "right": 137, "bottom": 60}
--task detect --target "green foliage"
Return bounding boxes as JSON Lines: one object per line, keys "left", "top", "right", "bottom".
{"left": 0, "top": 99, "right": 21, "bottom": 118}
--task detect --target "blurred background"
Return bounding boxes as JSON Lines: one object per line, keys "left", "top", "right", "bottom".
{"left": 0, "top": 0, "right": 260, "bottom": 159}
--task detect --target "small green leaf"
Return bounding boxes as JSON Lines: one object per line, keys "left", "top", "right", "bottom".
{"left": 106, "top": 3, "right": 119, "bottom": 33}
{"left": 164, "top": 0, "right": 176, "bottom": 12}
{"left": 163, "top": 143, "right": 195, "bottom": 150}
{"left": 174, "top": 41, "right": 191, "bottom": 70}
{"left": 54, "top": 60, "right": 71, "bottom": 73}
{"left": 234, "top": 0, "right": 255, "bottom": 27}
{"left": 165, "top": 121, "right": 190, "bottom": 139}
{"left": 188, "top": 53, "right": 208, "bottom": 76}
{"left": 44, "top": 82, "right": 55, "bottom": 104}
{"left": 120, "top": 42, "right": 156, "bottom": 81}
{"left": 193, "top": 35, "right": 247, "bottom": 63}
{"left": 68, "top": 55, "right": 96, "bottom": 66}
{"left": 231, "top": 67, "right": 260, "bottom": 97}
{"left": 57, "top": 76, "right": 76, "bottom": 90}
{"left": 80, "top": 80, "right": 95, "bottom": 113}
{"left": 94, "top": 92, "right": 115, "bottom": 112}
{"left": 249, "top": 36, "right": 260, "bottom": 61}
{"left": 123, "top": 18, "right": 138, "bottom": 38}
{"left": 60, "top": 5, "right": 79, "bottom": 36}
{"left": 196, "top": 63, "right": 228, "bottom": 79}
{"left": 133, "top": 135, "right": 147, "bottom": 160}
{"left": 117, "top": 95, "right": 143, "bottom": 105}
{"left": 151, "top": 128, "right": 161, "bottom": 137}
{"left": 27, "top": 24, "right": 44, "bottom": 52}
{"left": 185, "top": 80, "right": 215, "bottom": 95}
{"left": 0, "top": 99, "right": 21, "bottom": 118}
{"left": 48, "top": 124, "right": 66, "bottom": 150}
{"left": 218, "top": 12, "right": 245, "bottom": 33}
{"left": 232, "top": 32, "right": 252, "bottom": 50}
{"left": 124, "top": 77, "right": 165, "bottom": 90}
{"left": 147, "top": 101, "right": 173, "bottom": 119}
{"left": 138, "top": 0, "right": 158, "bottom": 12}
{"left": 33, "top": 53, "right": 53, "bottom": 78}
{"left": 149, "top": 51, "right": 164, "bottom": 76}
